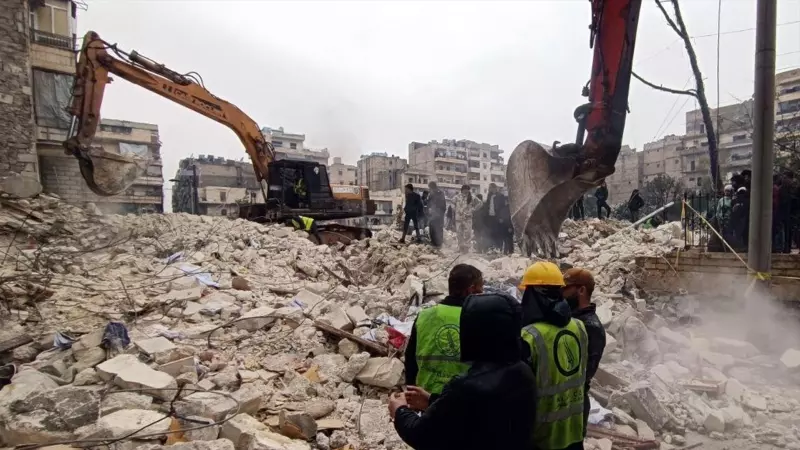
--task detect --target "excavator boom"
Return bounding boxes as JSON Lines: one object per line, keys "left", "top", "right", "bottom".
{"left": 507, "top": 0, "right": 642, "bottom": 256}
{"left": 65, "top": 31, "right": 273, "bottom": 197}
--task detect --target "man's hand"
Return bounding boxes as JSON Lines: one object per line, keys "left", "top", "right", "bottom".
{"left": 388, "top": 392, "right": 408, "bottom": 420}
{"left": 405, "top": 385, "right": 431, "bottom": 411}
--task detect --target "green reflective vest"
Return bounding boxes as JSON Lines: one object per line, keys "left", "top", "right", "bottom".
{"left": 414, "top": 304, "right": 470, "bottom": 394}
{"left": 522, "top": 319, "right": 588, "bottom": 450}
{"left": 291, "top": 216, "right": 314, "bottom": 231}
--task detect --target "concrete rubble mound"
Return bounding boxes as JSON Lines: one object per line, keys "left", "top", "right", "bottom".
{"left": 1, "top": 194, "right": 798, "bottom": 449}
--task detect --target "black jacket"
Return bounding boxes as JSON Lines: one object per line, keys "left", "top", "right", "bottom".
{"left": 404, "top": 295, "right": 468, "bottom": 387}
{"left": 628, "top": 192, "right": 644, "bottom": 211}
{"left": 428, "top": 188, "right": 447, "bottom": 218}
{"left": 572, "top": 304, "right": 606, "bottom": 387}
{"left": 595, "top": 185, "right": 609, "bottom": 202}
{"left": 394, "top": 293, "right": 536, "bottom": 450}
{"left": 405, "top": 192, "right": 423, "bottom": 217}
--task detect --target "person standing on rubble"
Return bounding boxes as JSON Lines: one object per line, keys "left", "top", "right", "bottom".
{"left": 562, "top": 268, "right": 606, "bottom": 435}
{"left": 400, "top": 184, "right": 423, "bottom": 244}
{"left": 286, "top": 215, "right": 323, "bottom": 244}
{"left": 595, "top": 180, "right": 611, "bottom": 220}
{"left": 518, "top": 261, "right": 588, "bottom": 450}
{"left": 453, "top": 185, "right": 482, "bottom": 253}
{"left": 390, "top": 291, "right": 537, "bottom": 450}
{"left": 404, "top": 264, "right": 483, "bottom": 396}
{"left": 427, "top": 182, "right": 447, "bottom": 248}
{"left": 627, "top": 189, "right": 644, "bottom": 223}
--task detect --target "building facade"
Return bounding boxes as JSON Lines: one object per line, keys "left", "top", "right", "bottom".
{"left": 329, "top": 157, "right": 356, "bottom": 186}
{"left": 356, "top": 152, "right": 407, "bottom": 191}
{"left": 408, "top": 139, "right": 506, "bottom": 198}
{"left": 262, "top": 126, "right": 329, "bottom": 166}
{"left": 604, "top": 145, "right": 642, "bottom": 203}
{"left": 172, "top": 155, "right": 260, "bottom": 217}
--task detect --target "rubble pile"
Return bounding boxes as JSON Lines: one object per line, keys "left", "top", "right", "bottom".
{"left": 0, "top": 194, "right": 798, "bottom": 450}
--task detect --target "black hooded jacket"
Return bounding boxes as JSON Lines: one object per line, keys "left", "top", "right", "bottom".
{"left": 394, "top": 293, "right": 537, "bottom": 450}
{"left": 520, "top": 287, "right": 573, "bottom": 365}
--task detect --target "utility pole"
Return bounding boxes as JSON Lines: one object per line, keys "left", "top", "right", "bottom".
{"left": 747, "top": 0, "right": 777, "bottom": 289}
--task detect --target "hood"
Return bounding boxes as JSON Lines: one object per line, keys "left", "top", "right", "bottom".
{"left": 521, "top": 287, "right": 572, "bottom": 327}
{"left": 459, "top": 292, "right": 523, "bottom": 364}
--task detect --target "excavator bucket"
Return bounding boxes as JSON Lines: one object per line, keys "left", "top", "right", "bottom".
{"left": 71, "top": 144, "right": 149, "bottom": 196}
{"left": 507, "top": 140, "right": 598, "bottom": 257}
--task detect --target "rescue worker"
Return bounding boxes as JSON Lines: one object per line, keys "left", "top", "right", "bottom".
{"left": 518, "top": 261, "right": 588, "bottom": 450}
{"left": 286, "top": 215, "right": 323, "bottom": 244}
{"left": 404, "top": 264, "right": 483, "bottom": 396}
{"left": 390, "top": 292, "right": 537, "bottom": 450}
{"left": 453, "top": 185, "right": 482, "bottom": 253}
{"left": 628, "top": 189, "right": 644, "bottom": 223}
{"left": 595, "top": 180, "right": 611, "bottom": 220}
{"left": 400, "top": 183, "right": 423, "bottom": 244}
{"left": 562, "top": 268, "right": 606, "bottom": 435}
{"left": 427, "top": 182, "right": 447, "bottom": 248}
{"left": 293, "top": 178, "right": 308, "bottom": 207}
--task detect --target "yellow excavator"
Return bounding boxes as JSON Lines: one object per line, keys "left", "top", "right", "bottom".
{"left": 64, "top": 31, "right": 375, "bottom": 244}
{"left": 508, "top": 0, "right": 642, "bottom": 256}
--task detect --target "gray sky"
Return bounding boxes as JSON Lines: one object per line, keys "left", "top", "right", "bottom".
{"left": 78, "top": 0, "right": 800, "bottom": 206}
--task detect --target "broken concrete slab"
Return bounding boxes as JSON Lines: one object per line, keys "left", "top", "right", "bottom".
{"left": 605, "top": 333, "right": 617, "bottom": 353}
{"left": 157, "top": 287, "right": 204, "bottom": 305}
{"left": 97, "top": 354, "right": 177, "bottom": 401}
{"left": 345, "top": 305, "right": 370, "bottom": 326}
{"left": 338, "top": 338, "right": 359, "bottom": 359}
{"left": 135, "top": 336, "right": 177, "bottom": 358}
{"left": 704, "top": 409, "right": 726, "bottom": 433}
{"left": 78, "top": 409, "right": 170, "bottom": 440}
{"left": 101, "top": 391, "right": 153, "bottom": 415}
{"left": 721, "top": 405, "right": 748, "bottom": 430}
{"left": 656, "top": 327, "right": 692, "bottom": 348}
{"left": 725, "top": 377, "right": 746, "bottom": 402}
{"left": 623, "top": 386, "right": 669, "bottom": 431}
{"left": 355, "top": 357, "right": 403, "bottom": 388}
{"left": 235, "top": 306, "right": 277, "bottom": 332}
{"left": 742, "top": 391, "right": 768, "bottom": 411}
{"left": 699, "top": 350, "right": 735, "bottom": 371}
{"left": 710, "top": 337, "right": 760, "bottom": 359}
{"left": 279, "top": 410, "right": 317, "bottom": 441}
{"left": 158, "top": 356, "right": 196, "bottom": 377}
{"left": 3, "top": 386, "right": 101, "bottom": 445}
{"left": 220, "top": 413, "right": 268, "bottom": 449}
{"left": 293, "top": 289, "right": 324, "bottom": 313}
{"left": 138, "top": 439, "right": 236, "bottom": 450}
{"left": 231, "top": 381, "right": 268, "bottom": 415}
{"left": 318, "top": 303, "right": 352, "bottom": 331}
{"left": 0, "top": 173, "right": 42, "bottom": 198}
{"left": 182, "top": 391, "right": 238, "bottom": 421}
{"left": 635, "top": 419, "right": 655, "bottom": 440}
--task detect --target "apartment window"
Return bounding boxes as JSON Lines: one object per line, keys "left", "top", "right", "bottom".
{"left": 272, "top": 140, "right": 284, "bottom": 147}
{"left": 290, "top": 143, "right": 297, "bottom": 149}
{"left": 31, "top": 2, "right": 70, "bottom": 36}
{"left": 220, "top": 191, "right": 227, "bottom": 202}
{"left": 221, "top": 209, "right": 228, "bottom": 216}
{"left": 32, "top": 70, "right": 72, "bottom": 128}
{"left": 700, "top": 142, "right": 708, "bottom": 147}
{"left": 100, "top": 124, "right": 133, "bottom": 134}
{"left": 656, "top": 163, "right": 660, "bottom": 168}
{"left": 482, "top": 153, "right": 487, "bottom": 158}
{"left": 338, "top": 170, "right": 343, "bottom": 176}
{"left": 690, "top": 160, "right": 696, "bottom": 171}
{"left": 696, "top": 178, "right": 702, "bottom": 187}
{"left": 700, "top": 124, "right": 705, "bottom": 134}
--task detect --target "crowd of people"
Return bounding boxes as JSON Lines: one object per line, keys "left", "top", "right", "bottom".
{"left": 391, "top": 262, "right": 606, "bottom": 450}
{"left": 710, "top": 169, "right": 800, "bottom": 253}
{"left": 400, "top": 182, "right": 514, "bottom": 254}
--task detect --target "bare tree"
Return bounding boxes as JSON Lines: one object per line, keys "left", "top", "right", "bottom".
{"left": 641, "top": 173, "right": 686, "bottom": 207}
{"left": 633, "top": 0, "right": 720, "bottom": 192}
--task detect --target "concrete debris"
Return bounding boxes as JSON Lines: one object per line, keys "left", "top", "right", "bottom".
{"left": 1, "top": 195, "right": 797, "bottom": 450}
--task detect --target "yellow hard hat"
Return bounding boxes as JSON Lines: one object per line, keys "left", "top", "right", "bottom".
{"left": 518, "top": 261, "right": 565, "bottom": 290}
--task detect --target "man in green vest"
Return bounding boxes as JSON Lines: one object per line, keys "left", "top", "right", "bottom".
{"left": 287, "top": 215, "right": 323, "bottom": 244}
{"left": 404, "top": 264, "right": 484, "bottom": 405}
{"left": 518, "top": 261, "right": 588, "bottom": 450}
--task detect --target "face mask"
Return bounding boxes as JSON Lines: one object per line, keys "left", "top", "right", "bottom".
{"left": 565, "top": 294, "right": 580, "bottom": 310}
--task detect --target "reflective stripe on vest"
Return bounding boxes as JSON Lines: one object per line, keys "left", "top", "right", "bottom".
{"left": 522, "top": 319, "right": 589, "bottom": 450}
{"left": 414, "top": 304, "right": 470, "bottom": 395}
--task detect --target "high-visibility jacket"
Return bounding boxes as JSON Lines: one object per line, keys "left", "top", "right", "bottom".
{"left": 291, "top": 216, "right": 314, "bottom": 231}
{"left": 294, "top": 179, "right": 307, "bottom": 196}
{"left": 522, "top": 319, "right": 588, "bottom": 450}
{"left": 414, "top": 304, "right": 470, "bottom": 394}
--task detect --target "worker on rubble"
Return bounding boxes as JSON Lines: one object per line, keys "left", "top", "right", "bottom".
{"left": 399, "top": 184, "right": 423, "bottom": 244}
{"left": 562, "top": 268, "right": 606, "bottom": 435}
{"left": 454, "top": 185, "right": 482, "bottom": 253}
{"left": 427, "top": 182, "right": 447, "bottom": 248}
{"left": 286, "top": 215, "right": 323, "bottom": 244}
{"left": 390, "top": 291, "right": 537, "bottom": 450}
{"left": 628, "top": 189, "right": 644, "bottom": 223}
{"left": 595, "top": 180, "right": 611, "bottom": 220}
{"left": 518, "top": 261, "right": 588, "bottom": 450}
{"left": 404, "top": 264, "right": 483, "bottom": 396}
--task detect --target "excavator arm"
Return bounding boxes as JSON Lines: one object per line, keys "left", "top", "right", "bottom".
{"left": 506, "top": 0, "right": 642, "bottom": 256}
{"left": 64, "top": 31, "right": 274, "bottom": 197}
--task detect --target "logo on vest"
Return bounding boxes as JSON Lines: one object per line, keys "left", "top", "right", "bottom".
{"left": 434, "top": 324, "right": 461, "bottom": 357}
{"left": 553, "top": 329, "right": 581, "bottom": 377}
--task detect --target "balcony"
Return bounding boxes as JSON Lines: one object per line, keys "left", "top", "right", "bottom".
{"left": 30, "top": 29, "right": 75, "bottom": 51}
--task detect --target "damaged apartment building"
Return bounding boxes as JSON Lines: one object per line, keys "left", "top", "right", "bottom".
{"left": 0, "top": 0, "right": 164, "bottom": 212}
{"left": 171, "top": 155, "right": 261, "bottom": 217}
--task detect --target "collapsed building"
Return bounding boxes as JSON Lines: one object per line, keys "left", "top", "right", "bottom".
{"left": 0, "top": 192, "right": 799, "bottom": 450}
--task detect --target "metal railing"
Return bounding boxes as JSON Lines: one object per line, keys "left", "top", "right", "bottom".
{"left": 30, "top": 28, "right": 75, "bottom": 51}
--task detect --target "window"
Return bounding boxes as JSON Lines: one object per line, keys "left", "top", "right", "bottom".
{"left": 338, "top": 170, "right": 343, "bottom": 176}
{"left": 696, "top": 178, "right": 702, "bottom": 187}
{"left": 656, "top": 163, "right": 660, "bottom": 168}
{"left": 700, "top": 142, "right": 708, "bottom": 147}
{"left": 220, "top": 191, "right": 227, "bottom": 202}
{"left": 272, "top": 140, "right": 284, "bottom": 147}
{"left": 100, "top": 124, "right": 133, "bottom": 134}
{"left": 221, "top": 209, "right": 227, "bottom": 216}
{"left": 700, "top": 124, "right": 705, "bottom": 134}
{"left": 290, "top": 143, "right": 297, "bottom": 149}
{"left": 32, "top": 70, "right": 72, "bottom": 128}
{"left": 482, "top": 153, "right": 487, "bottom": 159}
{"left": 32, "top": 2, "right": 70, "bottom": 36}
{"left": 690, "top": 160, "right": 696, "bottom": 171}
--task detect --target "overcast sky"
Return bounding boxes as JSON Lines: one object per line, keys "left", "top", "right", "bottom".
{"left": 77, "top": 0, "right": 800, "bottom": 205}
